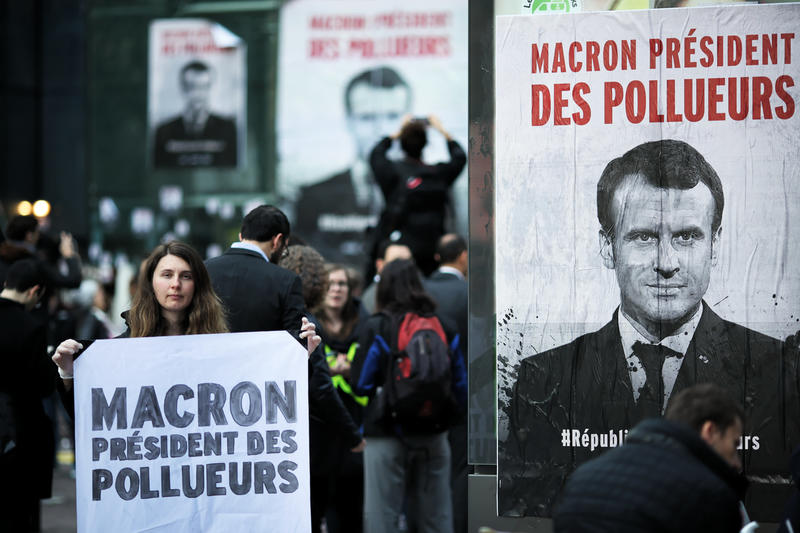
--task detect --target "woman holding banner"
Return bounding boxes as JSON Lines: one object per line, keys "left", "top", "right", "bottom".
{"left": 52, "top": 241, "right": 321, "bottom": 394}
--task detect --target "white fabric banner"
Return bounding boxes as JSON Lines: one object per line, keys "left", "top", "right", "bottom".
{"left": 74, "top": 332, "right": 310, "bottom": 532}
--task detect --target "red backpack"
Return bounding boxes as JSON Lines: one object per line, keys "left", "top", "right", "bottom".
{"left": 384, "top": 312, "right": 457, "bottom": 434}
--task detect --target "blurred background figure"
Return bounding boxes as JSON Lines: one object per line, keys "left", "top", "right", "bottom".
{"left": 361, "top": 240, "right": 412, "bottom": 314}
{"left": 0, "top": 216, "right": 82, "bottom": 293}
{"left": 0, "top": 259, "right": 56, "bottom": 532}
{"left": 423, "top": 233, "right": 469, "bottom": 533}
{"left": 315, "top": 263, "right": 370, "bottom": 533}
{"left": 368, "top": 115, "right": 466, "bottom": 278}
{"left": 63, "top": 278, "right": 120, "bottom": 340}
{"left": 279, "top": 246, "right": 366, "bottom": 533}
{"left": 345, "top": 266, "right": 365, "bottom": 300}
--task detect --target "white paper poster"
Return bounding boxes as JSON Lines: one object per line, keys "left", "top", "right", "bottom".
{"left": 148, "top": 19, "right": 246, "bottom": 169}
{"left": 276, "top": 0, "right": 468, "bottom": 266}
{"left": 495, "top": 4, "right": 800, "bottom": 520}
{"left": 74, "top": 332, "right": 310, "bottom": 532}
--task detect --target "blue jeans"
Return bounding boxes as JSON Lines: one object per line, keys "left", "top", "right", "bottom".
{"left": 363, "top": 432, "right": 453, "bottom": 533}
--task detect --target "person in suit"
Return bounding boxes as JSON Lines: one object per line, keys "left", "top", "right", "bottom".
{"left": 423, "top": 233, "right": 468, "bottom": 533}
{"left": 293, "top": 66, "right": 411, "bottom": 266}
{"left": 205, "top": 205, "right": 305, "bottom": 340}
{"left": 424, "top": 233, "right": 468, "bottom": 358}
{"left": 501, "top": 139, "right": 800, "bottom": 520}
{"left": 153, "top": 60, "right": 237, "bottom": 168}
{"left": 0, "top": 259, "right": 56, "bottom": 531}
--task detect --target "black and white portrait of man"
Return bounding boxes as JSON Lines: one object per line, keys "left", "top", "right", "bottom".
{"left": 153, "top": 60, "right": 238, "bottom": 168}
{"left": 499, "top": 139, "right": 800, "bottom": 519}
{"left": 293, "top": 65, "right": 412, "bottom": 265}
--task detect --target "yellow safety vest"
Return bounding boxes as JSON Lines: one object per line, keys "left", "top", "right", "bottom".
{"left": 325, "top": 342, "right": 369, "bottom": 407}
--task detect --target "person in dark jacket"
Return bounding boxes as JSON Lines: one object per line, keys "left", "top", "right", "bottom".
{"left": 315, "top": 263, "right": 371, "bottom": 533}
{"left": 0, "top": 215, "right": 82, "bottom": 291}
{"left": 554, "top": 383, "right": 749, "bottom": 533}
{"left": 0, "top": 259, "right": 56, "bottom": 532}
{"left": 423, "top": 233, "right": 469, "bottom": 533}
{"left": 205, "top": 205, "right": 305, "bottom": 341}
{"left": 368, "top": 115, "right": 466, "bottom": 277}
{"left": 279, "top": 247, "right": 366, "bottom": 533}
{"left": 351, "top": 259, "right": 467, "bottom": 533}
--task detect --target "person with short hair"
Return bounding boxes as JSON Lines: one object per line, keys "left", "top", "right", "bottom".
{"left": 0, "top": 215, "right": 81, "bottom": 291}
{"left": 368, "top": 114, "right": 466, "bottom": 277}
{"left": 503, "top": 139, "right": 799, "bottom": 517}
{"left": 361, "top": 240, "right": 413, "bottom": 314}
{"left": 205, "top": 204, "right": 306, "bottom": 340}
{"left": 554, "top": 383, "right": 748, "bottom": 532}
{"left": 0, "top": 258, "right": 56, "bottom": 531}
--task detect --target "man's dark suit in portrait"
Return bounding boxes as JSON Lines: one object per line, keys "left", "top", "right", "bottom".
{"left": 205, "top": 205, "right": 304, "bottom": 339}
{"left": 501, "top": 139, "right": 800, "bottom": 520}
{"left": 293, "top": 66, "right": 410, "bottom": 266}
{"left": 153, "top": 60, "right": 237, "bottom": 168}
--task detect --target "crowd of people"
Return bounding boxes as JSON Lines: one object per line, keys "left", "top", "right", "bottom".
{"left": 0, "top": 116, "right": 471, "bottom": 533}
{"left": 2, "top": 114, "right": 799, "bottom": 533}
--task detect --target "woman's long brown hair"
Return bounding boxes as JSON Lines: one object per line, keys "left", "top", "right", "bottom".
{"left": 129, "top": 241, "right": 228, "bottom": 337}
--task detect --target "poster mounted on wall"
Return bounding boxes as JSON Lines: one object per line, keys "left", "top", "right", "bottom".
{"left": 74, "top": 332, "right": 310, "bottom": 532}
{"left": 276, "top": 0, "right": 468, "bottom": 268}
{"left": 495, "top": 3, "right": 800, "bottom": 521}
{"left": 148, "top": 19, "right": 246, "bottom": 169}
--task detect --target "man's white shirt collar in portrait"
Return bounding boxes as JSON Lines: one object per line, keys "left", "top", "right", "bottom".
{"left": 618, "top": 304, "right": 704, "bottom": 411}
{"left": 231, "top": 241, "right": 269, "bottom": 263}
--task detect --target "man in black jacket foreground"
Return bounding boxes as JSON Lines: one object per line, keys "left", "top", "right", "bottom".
{"left": 554, "top": 383, "right": 748, "bottom": 533}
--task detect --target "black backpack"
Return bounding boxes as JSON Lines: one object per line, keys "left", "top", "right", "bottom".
{"left": 382, "top": 312, "right": 457, "bottom": 434}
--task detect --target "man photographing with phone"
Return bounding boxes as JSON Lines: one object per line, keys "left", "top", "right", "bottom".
{"left": 368, "top": 115, "right": 466, "bottom": 277}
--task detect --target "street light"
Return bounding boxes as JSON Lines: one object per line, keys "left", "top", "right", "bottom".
{"left": 32, "top": 200, "right": 51, "bottom": 218}
{"left": 17, "top": 201, "right": 32, "bottom": 216}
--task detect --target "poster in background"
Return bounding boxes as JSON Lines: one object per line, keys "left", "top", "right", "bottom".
{"left": 74, "top": 332, "right": 310, "bottom": 532}
{"left": 495, "top": 4, "right": 800, "bottom": 519}
{"left": 148, "top": 19, "right": 246, "bottom": 169}
{"left": 276, "top": 0, "right": 468, "bottom": 268}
